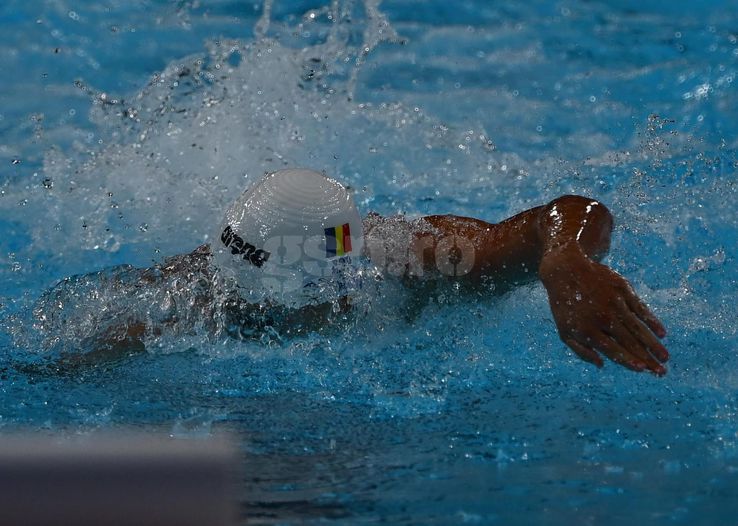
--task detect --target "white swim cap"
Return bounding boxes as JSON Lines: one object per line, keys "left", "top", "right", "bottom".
{"left": 211, "top": 168, "right": 365, "bottom": 307}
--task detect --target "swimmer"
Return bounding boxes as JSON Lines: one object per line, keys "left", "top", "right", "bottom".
{"left": 41, "top": 168, "right": 668, "bottom": 375}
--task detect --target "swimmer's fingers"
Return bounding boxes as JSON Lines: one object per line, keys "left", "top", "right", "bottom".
{"left": 564, "top": 338, "right": 603, "bottom": 368}
{"left": 605, "top": 316, "right": 667, "bottom": 376}
{"left": 588, "top": 334, "right": 652, "bottom": 374}
{"left": 616, "top": 297, "right": 669, "bottom": 363}
{"left": 619, "top": 281, "right": 667, "bottom": 338}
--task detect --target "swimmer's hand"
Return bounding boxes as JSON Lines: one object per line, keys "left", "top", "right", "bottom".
{"left": 540, "top": 243, "right": 668, "bottom": 375}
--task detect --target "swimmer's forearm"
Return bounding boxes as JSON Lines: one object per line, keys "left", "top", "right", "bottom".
{"left": 94, "top": 320, "right": 148, "bottom": 352}
{"left": 64, "top": 320, "right": 148, "bottom": 368}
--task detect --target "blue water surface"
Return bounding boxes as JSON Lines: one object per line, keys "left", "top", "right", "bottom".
{"left": 1, "top": 1, "right": 737, "bottom": 524}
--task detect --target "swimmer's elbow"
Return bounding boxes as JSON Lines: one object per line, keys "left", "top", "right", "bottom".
{"left": 545, "top": 195, "right": 613, "bottom": 262}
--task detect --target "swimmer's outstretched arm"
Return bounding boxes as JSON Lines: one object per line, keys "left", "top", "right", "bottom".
{"left": 410, "top": 195, "right": 669, "bottom": 375}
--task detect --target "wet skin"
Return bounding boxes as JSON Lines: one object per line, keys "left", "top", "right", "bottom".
{"left": 399, "top": 195, "right": 668, "bottom": 375}
{"left": 72, "top": 195, "right": 668, "bottom": 376}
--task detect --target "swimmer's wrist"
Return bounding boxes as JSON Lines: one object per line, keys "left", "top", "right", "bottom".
{"left": 542, "top": 239, "right": 585, "bottom": 259}
{"left": 539, "top": 241, "right": 588, "bottom": 284}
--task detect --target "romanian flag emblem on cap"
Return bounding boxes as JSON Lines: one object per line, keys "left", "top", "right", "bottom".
{"left": 325, "top": 223, "right": 353, "bottom": 257}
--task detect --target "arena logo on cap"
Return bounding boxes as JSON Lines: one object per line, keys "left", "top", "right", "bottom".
{"left": 324, "top": 223, "right": 352, "bottom": 257}
{"left": 221, "top": 225, "right": 271, "bottom": 267}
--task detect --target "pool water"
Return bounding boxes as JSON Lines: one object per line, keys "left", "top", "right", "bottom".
{"left": 1, "top": 0, "right": 737, "bottom": 524}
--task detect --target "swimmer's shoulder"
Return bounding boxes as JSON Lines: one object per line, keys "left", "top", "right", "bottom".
{"left": 361, "top": 212, "right": 441, "bottom": 275}
{"left": 151, "top": 244, "right": 212, "bottom": 281}
{"left": 361, "top": 211, "right": 385, "bottom": 233}
{"left": 362, "top": 212, "right": 438, "bottom": 243}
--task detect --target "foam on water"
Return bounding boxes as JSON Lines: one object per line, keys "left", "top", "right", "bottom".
{"left": 0, "top": 0, "right": 735, "bottom": 398}
{"left": 0, "top": 0, "right": 734, "bottom": 394}
{"left": 1, "top": 10, "right": 513, "bottom": 282}
{"left": 1, "top": 1, "right": 738, "bottom": 523}
{"left": 2, "top": 0, "right": 550, "bottom": 365}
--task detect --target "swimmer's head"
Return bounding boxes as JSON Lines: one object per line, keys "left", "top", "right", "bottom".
{"left": 211, "top": 168, "right": 365, "bottom": 306}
